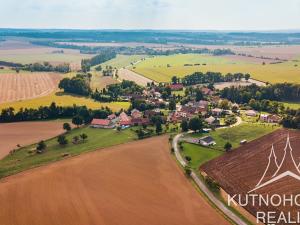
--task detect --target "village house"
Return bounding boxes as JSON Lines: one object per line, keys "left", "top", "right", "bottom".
{"left": 201, "top": 87, "right": 214, "bottom": 96}
{"left": 211, "top": 108, "right": 223, "bottom": 116}
{"left": 107, "top": 114, "right": 119, "bottom": 123}
{"left": 119, "top": 112, "right": 132, "bottom": 127}
{"left": 205, "top": 116, "right": 220, "bottom": 126}
{"left": 131, "top": 109, "right": 143, "bottom": 119}
{"left": 90, "top": 119, "right": 115, "bottom": 129}
{"left": 131, "top": 117, "right": 150, "bottom": 126}
{"left": 169, "top": 83, "right": 184, "bottom": 91}
{"left": 199, "top": 136, "right": 216, "bottom": 146}
{"left": 260, "top": 114, "right": 281, "bottom": 123}
{"left": 245, "top": 110, "right": 258, "bottom": 117}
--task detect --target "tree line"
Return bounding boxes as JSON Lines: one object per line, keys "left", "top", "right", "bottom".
{"left": 81, "top": 51, "right": 116, "bottom": 72}
{"left": 221, "top": 83, "right": 300, "bottom": 103}
{"left": 0, "top": 102, "right": 113, "bottom": 123}
{"left": 180, "top": 72, "right": 250, "bottom": 86}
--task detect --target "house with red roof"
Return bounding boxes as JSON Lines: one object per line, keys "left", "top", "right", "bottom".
{"left": 169, "top": 84, "right": 184, "bottom": 91}
{"left": 90, "top": 119, "right": 115, "bottom": 129}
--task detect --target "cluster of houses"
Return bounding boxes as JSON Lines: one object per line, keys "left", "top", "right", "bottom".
{"left": 90, "top": 109, "right": 161, "bottom": 129}
{"left": 244, "top": 110, "right": 281, "bottom": 123}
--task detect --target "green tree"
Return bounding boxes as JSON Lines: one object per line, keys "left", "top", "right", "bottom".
{"left": 36, "top": 141, "right": 47, "bottom": 153}
{"left": 184, "top": 165, "right": 192, "bottom": 177}
{"left": 57, "top": 135, "right": 68, "bottom": 146}
{"left": 63, "top": 123, "right": 71, "bottom": 132}
{"left": 80, "top": 133, "right": 88, "bottom": 142}
{"left": 72, "top": 116, "right": 83, "bottom": 127}
{"left": 169, "top": 99, "right": 176, "bottom": 110}
{"left": 245, "top": 73, "right": 251, "bottom": 81}
{"left": 73, "top": 136, "right": 80, "bottom": 144}
{"left": 171, "top": 76, "right": 178, "bottom": 84}
{"left": 181, "top": 119, "right": 189, "bottom": 132}
{"left": 155, "top": 121, "right": 163, "bottom": 134}
{"left": 195, "top": 89, "right": 203, "bottom": 101}
{"left": 188, "top": 117, "right": 203, "bottom": 132}
{"left": 224, "top": 142, "right": 232, "bottom": 152}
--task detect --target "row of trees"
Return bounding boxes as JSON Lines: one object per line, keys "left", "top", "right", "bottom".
{"left": 221, "top": 83, "right": 300, "bottom": 103}
{"left": 180, "top": 72, "right": 251, "bottom": 86}
{"left": 0, "top": 102, "right": 112, "bottom": 123}
{"left": 81, "top": 51, "right": 116, "bottom": 72}
{"left": 22, "top": 62, "right": 71, "bottom": 73}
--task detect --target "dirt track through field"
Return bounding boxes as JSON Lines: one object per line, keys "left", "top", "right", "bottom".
{"left": 0, "top": 136, "right": 230, "bottom": 225}
{"left": 0, "top": 72, "right": 61, "bottom": 103}
{"left": 0, "top": 121, "right": 65, "bottom": 159}
{"left": 119, "top": 68, "right": 154, "bottom": 86}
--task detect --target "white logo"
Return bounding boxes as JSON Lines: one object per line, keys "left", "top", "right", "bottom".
{"left": 248, "top": 134, "right": 300, "bottom": 193}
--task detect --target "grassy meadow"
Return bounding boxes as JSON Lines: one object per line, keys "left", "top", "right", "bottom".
{"left": 97, "top": 54, "right": 147, "bottom": 69}
{"left": 132, "top": 54, "right": 300, "bottom": 83}
{"left": 0, "top": 127, "right": 137, "bottom": 178}
{"left": 182, "top": 123, "right": 277, "bottom": 170}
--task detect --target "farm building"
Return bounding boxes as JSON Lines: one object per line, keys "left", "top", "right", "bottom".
{"left": 119, "top": 112, "right": 132, "bottom": 127}
{"left": 90, "top": 119, "right": 115, "bottom": 129}
{"left": 199, "top": 136, "right": 216, "bottom": 146}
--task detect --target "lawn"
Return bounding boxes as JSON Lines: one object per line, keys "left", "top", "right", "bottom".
{"left": 132, "top": 54, "right": 300, "bottom": 83}
{"left": 0, "top": 126, "right": 137, "bottom": 178}
{"left": 282, "top": 101, "right": 300, "bottom": 110}
{"left": 0, "top": 91, "right": 130, "bottom": 112}
{"left": 182, "top": 123, "right": 277, "bottom": 170}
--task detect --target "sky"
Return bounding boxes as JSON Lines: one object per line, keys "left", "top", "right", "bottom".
{"left": 1, "top": 0, "right": 300, "bottom": 30}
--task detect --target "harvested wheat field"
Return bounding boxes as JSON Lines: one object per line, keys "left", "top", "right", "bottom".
{"left": 0, "top": 72, "right": 61, "bottom": 103}
{"left": 0, "top": 136, "right": 230, "bottom": 225}
{"left": 201, "top": 129, "right": 300, "bottom": 224}
{"left": 0, "top": 121, "right": 65, "bottom": 159}
{"left": 119, "top": 68, "right": 155, "bottom": 86}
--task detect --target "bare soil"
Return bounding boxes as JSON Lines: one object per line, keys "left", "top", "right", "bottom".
{"left": 0, "top": 136, "right": 230, "bottom": 225}
{"left": 0, "top": 121, "right": 65, "bottom": 159}
{"left": 201, "top": 129, "right": 300, "bottom": 224}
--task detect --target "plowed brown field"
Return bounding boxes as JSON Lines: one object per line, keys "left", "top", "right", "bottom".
{"left": 0, "top": 121, "right": 65, "bottom": 159}
{"left": 201, "top": 129, "right": 300, "bottom": 224}
{"left": 0, "top": 136, "right": 230, "bottom": 225}
{"left": 0, "top": 72, "right": 61, "bottom": 103}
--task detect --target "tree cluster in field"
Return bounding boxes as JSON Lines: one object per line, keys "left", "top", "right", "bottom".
{"left": 81, "top": 51, "right": 116, "bottom": 72}
{"left": 59, "top": 73, "right": 92, "bottom": 96}
{"left": 22, "top": 62, "right": 71, "bottom": 73}
{"left": 281, "top": 109, "right": 300, "bottom": 129}
{"left": 221, "top": 83, "right": 300, "bottom": 103}
{"left": 180, "top": 72, "right": 250, "bottom": 86}
{"left": 0, "top": 102, "right": 112, "bottom": 123}
{"left": 92, "top": 80, "right": 144, "bottom": 102}
{"left": 0, "top": 61, "right": 23, "bottom": 68}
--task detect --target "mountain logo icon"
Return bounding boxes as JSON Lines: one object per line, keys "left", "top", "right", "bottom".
{"left": 248, "top": 134, "right": 300, "bottom": 193}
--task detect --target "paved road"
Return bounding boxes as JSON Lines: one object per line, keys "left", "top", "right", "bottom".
{"left": 217, "top": 116, "right": 242, "bottom": 130}
{"left": 172, "top": 133, "right": 248, "bottom": 225}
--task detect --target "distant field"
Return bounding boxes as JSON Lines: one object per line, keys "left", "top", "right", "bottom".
{"left": 0, "top": 72, "right": 61, "bottom": 103}
{"left": 132, "top": 54, "right": 300, "bottom": 83}
{"left": 98, "top": 54, "right": 147, "bottom": 69}
{"left": 0, "top": 40, "right": 92, "bottom": 70}
{"left": 0, "top": 91, "right": 130, "bottom": 111}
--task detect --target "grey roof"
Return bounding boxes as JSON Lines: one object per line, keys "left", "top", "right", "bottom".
{"left": 199, "top": 136, "right": 215, "bottom": 143}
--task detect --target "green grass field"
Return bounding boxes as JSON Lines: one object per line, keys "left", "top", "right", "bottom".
{"left": 282, "top": 101, "right": 300, "bottom": 110}
{"left": 182, "top": 123, "right": 277, "bottom": 170}
{"left": 0, "top": 91, "right": 130, "bottom": 112}
{"left": 0, "top": 127, "right": 137, "bottom": 178}
{"left": 132, "top": 54, "right": 300, "bottom": 83}
{"left": 97, "top": 54, "right": 147, "bottom": 69}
